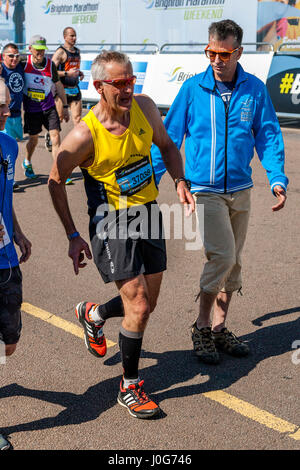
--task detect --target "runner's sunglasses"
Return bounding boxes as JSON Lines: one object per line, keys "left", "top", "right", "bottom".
{"left": 101, "top": 75, "right": 137, "bottom": 89}
{"left": 205, "top": 46, "right": 240, "bottom": 62}
{"left": 5, "top": 53, "right": 20, "bottom": 59}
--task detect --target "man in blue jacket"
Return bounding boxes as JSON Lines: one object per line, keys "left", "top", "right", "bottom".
{"left": 151, "top": 19, "right": 288, "bottom": 364}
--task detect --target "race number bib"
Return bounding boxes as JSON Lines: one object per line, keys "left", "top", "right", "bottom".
{"left": 27, "top": 88, "right": 45, "bottom": 102}
{"left": 115, "top": 156, "right": 153, "bottom": 196}
{"left": 65, "top": 86, "right": 79, "bottom": 96}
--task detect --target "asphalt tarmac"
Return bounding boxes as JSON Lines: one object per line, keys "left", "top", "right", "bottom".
{"left": 0, "top": 116, "right": 299, "bottom": 452}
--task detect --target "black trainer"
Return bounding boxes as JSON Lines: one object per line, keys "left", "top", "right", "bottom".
{"left": 117, "top": 379, "right": 160, "bottom": 419}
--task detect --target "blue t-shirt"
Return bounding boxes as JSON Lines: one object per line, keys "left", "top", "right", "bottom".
{"left": 0, "top": 133, "right": 19, "bottom": 268}
{"left": 215, "top": 79, "right": 235, "bottom": 109}
{"left": 1, "top": 63, "right": 25, "bottom": 117}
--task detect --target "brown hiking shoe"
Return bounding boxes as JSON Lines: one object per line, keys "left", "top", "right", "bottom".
{"left": 212, "top": 328, "right": 250, "bottom": 357}
{"left": 191, "top": 323, "right": 220, "bottom": 364}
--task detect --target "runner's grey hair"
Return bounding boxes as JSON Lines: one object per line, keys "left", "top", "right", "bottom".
{"left": 91, "top": 50, "right": 132, "bottom": 81}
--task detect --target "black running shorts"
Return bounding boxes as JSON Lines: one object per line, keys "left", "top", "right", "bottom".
{"left": 24, "top": 106, "right": 61, "bottom": 135}
{"left": 90, "top": 201, "right": 167, "bottom": 283}
{"left": 66, "top": 89, "right": 82, "bottom": 104}
{"left": 0, "top": 266, "right": 23, "bottom": 345}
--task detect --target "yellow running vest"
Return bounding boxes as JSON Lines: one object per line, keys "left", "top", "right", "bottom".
{"left": 81, "top": 98, "right": 158, "bottom": 211}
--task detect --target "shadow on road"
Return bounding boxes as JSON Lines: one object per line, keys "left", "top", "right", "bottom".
{"left": 13, "top": 172, "right": 83, "bottom": 192}
{"left": 1, "top": 308, "right": 299, "bottom": 437}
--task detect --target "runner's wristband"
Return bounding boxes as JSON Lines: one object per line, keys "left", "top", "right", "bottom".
{"left": 174, "top": 177, "right": 191, "bottom": 190}
{"left": 67, "top": 231, "right": 80, "bottom": 241}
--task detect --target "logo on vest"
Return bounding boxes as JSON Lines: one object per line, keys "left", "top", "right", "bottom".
{"left": 33, "top": 77, "right": 46, "bottom": 86}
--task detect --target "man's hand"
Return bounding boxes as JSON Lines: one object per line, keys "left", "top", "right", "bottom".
{"left": 272, "top": 185, "right": 286, "bottom": 212}
{"left": 79, "top": 70, "right": 84, "bottom": 81}
{"left": 176, "top": 181, "right": 195, "bottom": 216}
{"left": 13, "top": 232, "right": 32, "bottom": 263}
{"left": 67, "top": 67, "right": 80, "bottom": 78}
{"left": 68, "top": 236, "right": 92, "bottom": 275}
{"left": 63, "top": 107, "right": 70, "bottom": 123}
{"left": 0, "top": 224, "right": 4, "bottom": 243}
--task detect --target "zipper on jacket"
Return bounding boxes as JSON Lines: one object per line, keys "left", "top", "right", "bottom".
{"left": 224, "top": 104, "right": 229, "bottom": 194}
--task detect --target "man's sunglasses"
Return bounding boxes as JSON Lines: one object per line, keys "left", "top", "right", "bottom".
{"left": 101, "top": 75, "right": 137, "bottom": 89}
{"left": 205, "top": 46, "right": 240, "bottom": 62}
{"left": 5, "top": 53, "right": 20, "bottom": 59}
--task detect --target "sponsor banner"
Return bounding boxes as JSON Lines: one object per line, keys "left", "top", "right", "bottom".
{"left": 142, "top": 52, "right": 273, "bottom": 108}
{"left": 25, "top": 0, "right": 120, "bottom": 45}
{"left": 122, "top": 0, "right": 258, "bottom": 51}
{"left": 142, "top": 54, "right": 207, "bottom": 107}
{"left": 25, "top": 0, "right": 257, "bottom": 50}
{"left": 79, "top": 52, "right": 273, "bottom": 109}
{"left": 266, "top": 53, "right": 300, "bottom": 115}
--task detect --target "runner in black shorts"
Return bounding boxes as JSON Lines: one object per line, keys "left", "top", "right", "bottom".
{"left": 20, "top": 35, "right": 69, "bottom": 180}
{"left": 90, "top": 201, "right": 166, "bottom": 284}
{"left": 49, "top": 51, "right": 194, "bottom": 420}
{"left": 24, "top": 105, "right": 61, "bottom": 136}
{"left": 0, "top": 267, "right": 23, "bottom": 347}
{"left": 52, "top": 27, "right": 84, "bottom": 127}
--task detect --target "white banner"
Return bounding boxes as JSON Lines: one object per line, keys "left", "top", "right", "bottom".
{"left": 79, "top": 51, "right": 274, "bottom": 108}
{"left": 25, "top": 0, "right": 258, "bottom": 49}
{"left": 25, "top": 0, "right": 120, "bottom": 45}
{"left": 121, "top": 0, "right": 258, "bottom": 51}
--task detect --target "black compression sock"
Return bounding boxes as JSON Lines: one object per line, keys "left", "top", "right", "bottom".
{"left": 97, "top": 296, "right": 124, "bottom": 321}
{"left": 119, "top": 327, "right": 143, "bottom": 380}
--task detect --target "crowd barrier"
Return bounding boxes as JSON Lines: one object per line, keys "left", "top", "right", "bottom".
{"left": 76, "top": 42, "right": 300, "bottom": 119}
{"left": 5, "top": 42, "right": 300, "bottom": 119}
{"left": 76, "top": 43, "right": 275, "bottom": 113}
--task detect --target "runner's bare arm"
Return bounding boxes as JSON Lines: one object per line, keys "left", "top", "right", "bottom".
{"left": 48, "top": 122, "right": 94, "bottom": 273}
{"left": 135, "top": 94, "right": 195, "bottom": 213}
{"left": 12, "top": 207, "right": 32, "bottom": 263}
{"left": 48, "top": 121, "right": 94, "bottom": 224}
{"left": 51, "top": 48, "right": 67, "bottom": 78}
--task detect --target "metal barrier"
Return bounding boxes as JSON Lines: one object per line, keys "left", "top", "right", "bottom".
{"left": 159, "top": 42, "right": 274, "bottom": 53}
{"left": 3, "top": 42, "right": 160, "bottom": 54}
{"left": 3, "top": 41, "right": 274, "bottom": 54}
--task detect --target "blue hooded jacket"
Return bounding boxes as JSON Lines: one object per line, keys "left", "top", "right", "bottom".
{"left": 151, "top": 63, "right": 288, "bottom": 194}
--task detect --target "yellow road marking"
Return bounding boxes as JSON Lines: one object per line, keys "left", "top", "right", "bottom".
{"left": 22, "top": 302, "right": 299, "bottom": 441}
{"left": 21, "top": 302, "right": 116, "bottom": 348}
{"left": 203, "top": 391, "right": 300, "bottom": 440}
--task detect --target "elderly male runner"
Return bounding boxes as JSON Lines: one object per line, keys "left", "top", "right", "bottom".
{"left": 49, "top": 50, "right": 194, "bottom": 418}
